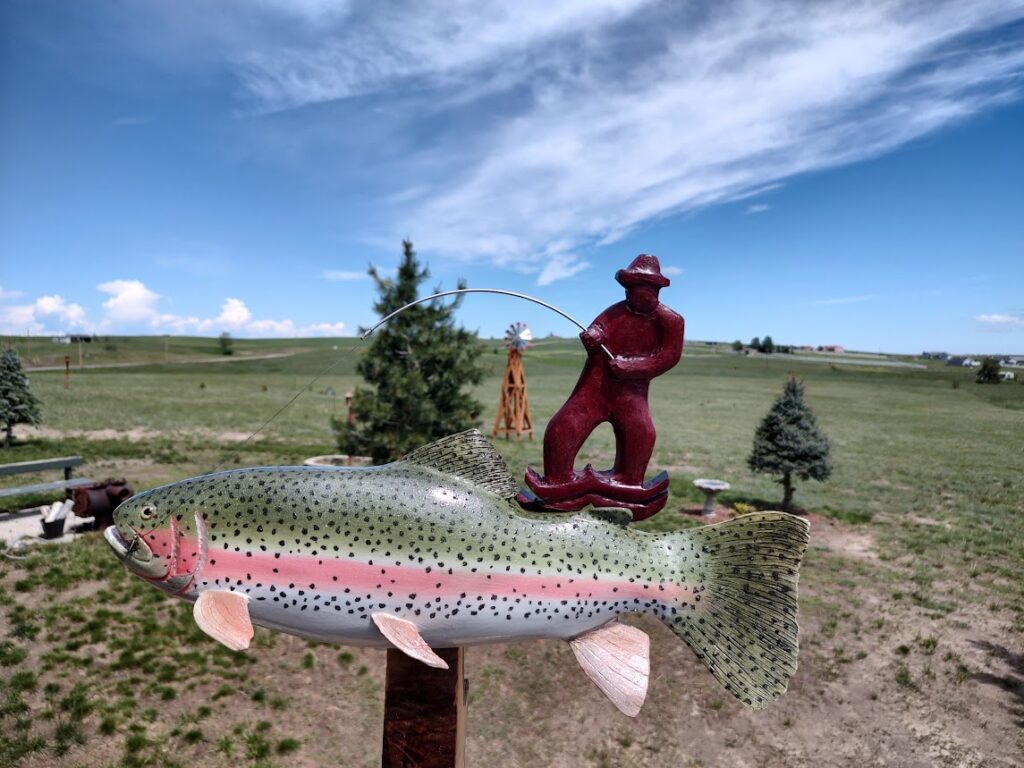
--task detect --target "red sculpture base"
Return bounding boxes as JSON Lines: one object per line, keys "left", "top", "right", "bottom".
{"left": 517, "top": 466, "right": 669, "bottom": 521}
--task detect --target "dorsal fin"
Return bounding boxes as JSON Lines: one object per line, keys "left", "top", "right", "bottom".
{"left": 401, "top": 429, "right": 517, "bottom": 500}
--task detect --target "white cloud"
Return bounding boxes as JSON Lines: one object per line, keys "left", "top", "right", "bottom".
{"left": 0, "top": 285, "right": 24, "bottom": 300}
{"left": 746, "top": 204, "right": 771, "bottom": 215}
{"left": 662, "top": 266, "right": 684, "bottom": 277}
{"left": 151, "top": 295, "right": 348, "bottom": 337}
{"left": 234, "top": 1, "right": 653, "bottom": 111}
{"left": 975, "top": 313, "right": 1023, "bottom": 326}
{"left": 397, "top": 2, "right": 1024, "bottom": 281}
{"left": 98, "top": 279, "right": 161, "bottom": 324}
{"left": 0, "top": 280, "right": 350, "bottom": 338}
{"left": 97, "top": 1, "right": 1024, "bottom": 285}
{"left": 537, "top": 255, "right": 590, "bottom": 287}
{"left": 323, "top": 270, "right": 368, "bottom": 281}
{"left": 0, "top": 294, "right": 88, "bottom": 335}
{"left": 215, "top": 297, "right": 253, "bottom": 328}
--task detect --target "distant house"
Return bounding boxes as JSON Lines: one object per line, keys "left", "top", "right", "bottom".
{"left": 53, "top": 334, "right": 93, "bottom": 344}
{"left": 999, "top": 371, "right": 1016, "bottom": 381}
{"left": 947, "top": 357, "right": 983, "bottom": 367}
{"left": 922, "top": 351, "right": 949, "bottom": 360}
{"left": 821, "top": 345, "right": 845, "bottom": 353}
{"left": 1002, "top": 358, "right": 1022, "bottom": 367}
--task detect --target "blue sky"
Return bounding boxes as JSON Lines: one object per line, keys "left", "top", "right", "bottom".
{"left": 1, "top": 1, "right": 1022, "bottom": 354}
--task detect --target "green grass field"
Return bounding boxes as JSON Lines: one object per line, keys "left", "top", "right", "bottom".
{"left": 1, "top": 335, "right": 1022, "bottom": 767}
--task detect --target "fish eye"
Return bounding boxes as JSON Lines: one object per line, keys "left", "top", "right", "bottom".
{"left": 140, "top": 505, "right": 156, "bottom": 520}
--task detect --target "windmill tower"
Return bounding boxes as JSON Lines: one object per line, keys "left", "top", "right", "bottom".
{"left": 493, "top": 322, "right": 533, "bottom": 441}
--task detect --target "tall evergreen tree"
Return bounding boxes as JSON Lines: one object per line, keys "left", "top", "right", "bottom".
{"left": 336, "top": 240, "right": 484, "bottom": 463}
{"left": 748, "top": 376, "right": 832, "bottom": 512}
{"left": 0, "top": 348, "right": 42, "bottom": 448}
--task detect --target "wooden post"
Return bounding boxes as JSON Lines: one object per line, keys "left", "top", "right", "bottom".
{"left": 382, "top": 647, "right": 465, "bottom": 768}
{"left": 64, "top": 355, "right": 71, "bottom": 390}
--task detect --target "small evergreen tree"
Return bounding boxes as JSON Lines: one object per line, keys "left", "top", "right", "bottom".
{"left": 218, "top": 332, "right": 234, "bottom": 356}
{"left": 0, "top": 348, "right": 42, "bottom": 448}
{"left": 748, "top": 376, "right": 832, "bottom": 512}
{"left": 750, "top": 337, "right": 760, "bottom": 351}
{"left": 335, "top": 240, "right": 484, "bottom": 463}
{"left": 731, "top": 339, "right": 743, "bottom": 352}
{"left": 762, "top": 335, "right": 775, "bottom": 354}
{"left": 976, "top": 357, "right": 1001, "bottom": 384}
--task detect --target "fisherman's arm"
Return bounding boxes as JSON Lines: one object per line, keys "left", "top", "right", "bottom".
{"left": 608, "top": 311, "right": 684, "bottom": 380}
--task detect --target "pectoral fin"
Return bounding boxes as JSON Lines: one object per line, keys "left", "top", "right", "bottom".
{"left": 570, "top": 621, "right": 650, "bottom": 717}
{"left": 372, "top": 613, "right": 449, "bottom": 670}
{"left": 193, "top": 590, "right": 253, "bottom": 651}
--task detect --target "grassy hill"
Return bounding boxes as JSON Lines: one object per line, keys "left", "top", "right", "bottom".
{"left": 0, "top": 336, "right": 1022, "bottom": 767}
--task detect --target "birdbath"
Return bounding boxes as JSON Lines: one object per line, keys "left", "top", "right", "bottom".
{"left": 693, "top": 479, "right": 730, "bottom": 516}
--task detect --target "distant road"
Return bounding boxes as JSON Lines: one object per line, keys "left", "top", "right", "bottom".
{"left": 27, "top": 350, "right": 299, "bottom": 372}
{"left": 761, "top": 354, "right": 926, "bottom": 369}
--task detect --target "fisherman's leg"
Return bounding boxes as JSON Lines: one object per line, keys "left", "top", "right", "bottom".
{"left": 543, "top": 396, "right": 606, "bottom": 484}
{"left": 610, "top": 399, "right": 656, "bottom": 486}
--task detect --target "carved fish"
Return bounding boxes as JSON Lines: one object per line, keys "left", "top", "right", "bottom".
{"left": 105, "top": 430, "right": 808, "bottom": 715}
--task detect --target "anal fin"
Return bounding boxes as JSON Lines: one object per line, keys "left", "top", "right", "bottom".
{"left": 570, "top": 621, "right": 650, "bottom": 717}
{"left": 372, "top": 613, "right": 449, "bottom": 670}
{"left": 193, "top": 590, "right": 253, "bottom": 651}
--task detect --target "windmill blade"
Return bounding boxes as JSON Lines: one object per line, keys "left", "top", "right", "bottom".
{"left": 504, "top": 322, "right": 533, "bottom": 351}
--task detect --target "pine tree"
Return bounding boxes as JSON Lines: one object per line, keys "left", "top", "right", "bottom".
{"left": 0, "top": 348, "right": 42, "bottom": 448}
{"left": 335, "top": 240, "right": 484, "bottom": 463}
{"left": 748, "top": 376, "right": 832, "bottom": 512}
{"left": 976, "top": 357, "right": 1001, "bottom": 384}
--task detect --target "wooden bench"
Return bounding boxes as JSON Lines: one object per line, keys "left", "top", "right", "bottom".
{"left": 0, "top": 456, "right": 95, "bottom": 499}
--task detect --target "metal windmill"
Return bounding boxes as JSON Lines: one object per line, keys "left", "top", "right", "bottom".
{"left": 493, "top": 322, "right": 533, "bottom": 440}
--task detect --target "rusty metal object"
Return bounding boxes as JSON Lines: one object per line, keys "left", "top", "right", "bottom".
{"left": 73, "top": 478, "right": 134, "bottom": 530}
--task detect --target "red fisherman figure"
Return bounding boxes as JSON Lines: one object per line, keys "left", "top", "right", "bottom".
{"left": 519, "top": 254, "right": 684, "bottom": 520}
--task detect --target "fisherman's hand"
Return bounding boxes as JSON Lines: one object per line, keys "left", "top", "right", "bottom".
{"left": 608, "top": 356, "right": 630, "bottom": 376}
{"left": 581, "top": 327, "right": 604, "bottom": 351}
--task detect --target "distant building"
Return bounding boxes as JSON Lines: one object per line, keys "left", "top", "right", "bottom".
{"left": 821, "top": 345, "right": 845, "bottom": 353}
{"left": 52, "top": 334, "right": 93, "bottom": 344}
{"left": 922, "top": 351, "right": 949, "bottom": 360}
{"left": 999, "top": 371, "right": 1016, "bottom": 381}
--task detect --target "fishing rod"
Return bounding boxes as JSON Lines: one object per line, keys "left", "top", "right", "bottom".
{"left": 362, "top": 288, "right": 613, "bottom": 358}
{"left": 208, "top": 288, "right": 609, "bottom": 473}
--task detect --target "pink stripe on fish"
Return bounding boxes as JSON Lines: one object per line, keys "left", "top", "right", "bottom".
{"left": 200, "top": 548, "right": 691, "bottom": 605}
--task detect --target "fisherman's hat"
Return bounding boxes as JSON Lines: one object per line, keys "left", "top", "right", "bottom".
{"left": 615, "top": 254, "right": 670, "bottom": 288}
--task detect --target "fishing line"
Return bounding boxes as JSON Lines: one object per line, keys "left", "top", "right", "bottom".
{"left": 363, "top": 288, "right": 613, "bottom": 358}
{"left": 206, "top": 288, "right": 604, "bottom": 474}
{"left": 204, "top": 343, "right": 361, "bottom": 475}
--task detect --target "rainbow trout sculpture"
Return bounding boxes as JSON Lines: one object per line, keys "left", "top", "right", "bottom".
{"left": 106, "top": 430, "right": 808, "bottom": 716}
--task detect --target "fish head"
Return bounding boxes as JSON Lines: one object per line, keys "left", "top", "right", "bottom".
{"left": 105, "top": 480, "right": 206, "bottom": 593}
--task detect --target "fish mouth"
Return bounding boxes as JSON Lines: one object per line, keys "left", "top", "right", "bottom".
{"left": 104, "top": 524, "right": 166, "bottom": 579}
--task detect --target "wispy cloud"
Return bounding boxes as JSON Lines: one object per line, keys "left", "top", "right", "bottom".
{"left": 746, "top": 204, "right": 771, "bottom": 215}
{"left": 0, "top": 286, "right": 25, "bottom": 300}
{"left": 323, "top": 270, "right": 368, "bottom": 281}
{"left": 975, "top": 312, "right": 1024, "bottom": 326}
{"left": 118, "top": 1, "right": 1024, "bottom": 284}
{"left": 808, "top": 295, "right": 877, "bottom": 307}
{"left": 662, "top": 266, "right": 684, "bottom": 277}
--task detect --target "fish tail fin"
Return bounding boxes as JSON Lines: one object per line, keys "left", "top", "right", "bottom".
{"left": 660, "top": 512, "right": 809, "bottom": 709}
